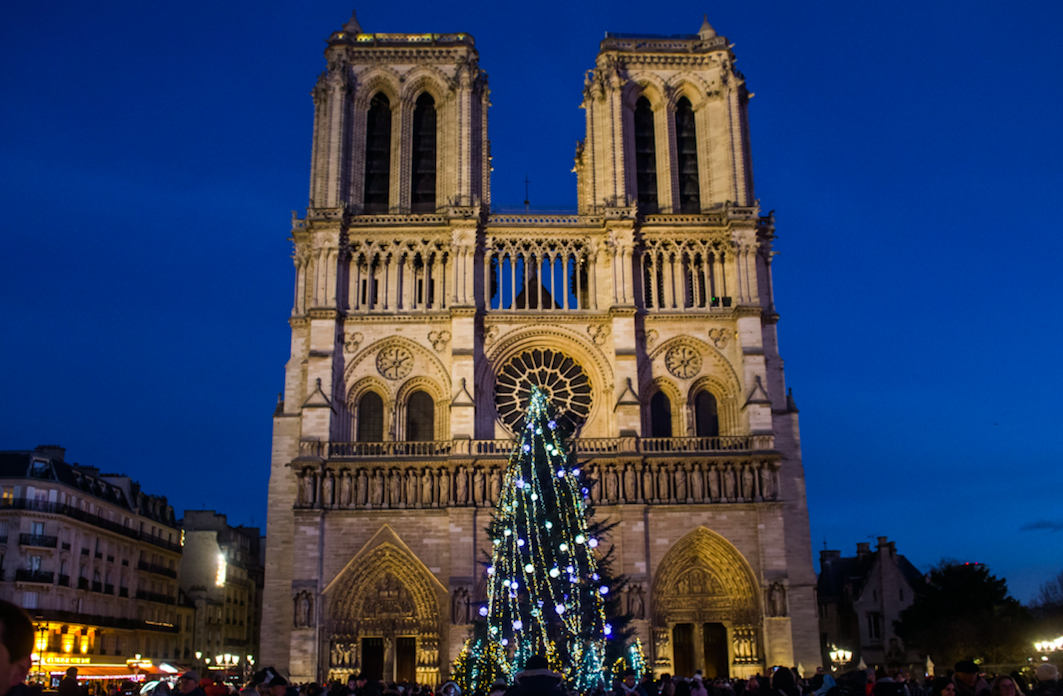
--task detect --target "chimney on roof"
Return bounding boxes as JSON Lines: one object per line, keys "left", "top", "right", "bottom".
{"left": 856, "top": 542, "right": 871, "bottom": 558}
{"left": 34, "top": 445, "right": 65, "bottom": 462}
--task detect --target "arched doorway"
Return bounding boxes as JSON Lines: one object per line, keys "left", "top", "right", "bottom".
{"left": 651, "top": 527, "right": 764, "bottom": 678}
{"left": 324, "top": 535, "right": 445, "bottom": 684}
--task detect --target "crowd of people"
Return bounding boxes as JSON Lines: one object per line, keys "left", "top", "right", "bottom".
{"left": 0, "top": 597, "right": 1057, "bottom": 696}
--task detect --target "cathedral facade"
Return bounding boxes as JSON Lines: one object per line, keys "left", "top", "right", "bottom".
{"left": 261, "top": 12, "right": 820, "bottom": 684}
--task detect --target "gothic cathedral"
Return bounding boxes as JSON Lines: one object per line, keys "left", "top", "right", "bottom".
{"left": 262, "top": 12, "right": 820, "bottom": 683}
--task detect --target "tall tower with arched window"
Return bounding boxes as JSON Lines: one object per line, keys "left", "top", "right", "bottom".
{"left": 262, "top": 13, "right": 822, "bottom": 684}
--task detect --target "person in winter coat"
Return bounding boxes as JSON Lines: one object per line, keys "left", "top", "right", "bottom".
{"left": 58, "top": 668, "right": 82, "bottom": 696}
{"left": 505, "top": 656, "right": 564, "bottom": 696}
{"left": 952, "top": 662, "right": 990, "bottom": 696}
{"left": 1031, "top": 665, "right": 1060, "bottom": 696}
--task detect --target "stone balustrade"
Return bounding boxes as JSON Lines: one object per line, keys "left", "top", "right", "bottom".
{"left": 296, "top": 434, "right": 774, "bottom": 460}
{"left": 292, "top": 454, "right": 779, "bottom": 510}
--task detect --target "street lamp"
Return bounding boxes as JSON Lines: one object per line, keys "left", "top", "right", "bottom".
{"left": 829, "top": 647, "right": 853, "bottom": 672}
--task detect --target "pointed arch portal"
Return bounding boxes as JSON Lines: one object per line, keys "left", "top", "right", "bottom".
{"left": 324, "top": 534, "right": 445, "bottom": 684}
{"left": 651, "top": 527, "right": 764, "bottom": 678}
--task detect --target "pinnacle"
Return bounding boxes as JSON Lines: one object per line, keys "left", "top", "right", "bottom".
{"left": 698, "top": 14, "right": 716, "bottom": 40}
{"left": 343, "top": 10, "right": 363, "bottom": 35}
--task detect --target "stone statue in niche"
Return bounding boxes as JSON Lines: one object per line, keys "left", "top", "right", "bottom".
{"left": 451, "top": 587, "right": 470, "bottom": 624}
{"left": 742, "top": 467, "right": 755, "bottom": 500}
{"left": 691, "top": 463, "right": 704, "bottom": 502}
{"left": 657, "top": 465, "right": 671, "bottom": 502}
{"left": 627, "top": 584, "right": 645, "bottom": 619}
{"left": 323, "top": 472, "right": 334, "bottom": 506}
{"left": 439, "top": 467, "right": 451, "bottom": 506}
{"left": 490, "top": 466, "right": 502, "bottom": 503}
{"left": 405, "top": 469, "right": 418, "bottom": 507}
{"left": 421, "top": 468, "right": 434, "bottom": 507}
{"left": 293, "top": 591, "right": 313, "bottom": 628}
{"left": 356, "top": 469, "right": 368, "bottom": 506}
{"left": 473, "top": 467, "right": 486, "bottom": 506}
{"left": 624, "top": 464, "right": 637, "bottom": 502}
{"left": 303, "top": 472, "right": 316, "bottom": 507}
{"left": 389, "top": 468, "right": 402, "bottom": 506}
{"left": 708, "top": 467, "right": 720, "bottom": 500}
{"left": 455, "top": 466, "right": 468, "bottom": 505}
{"left": 606, "top": 465, "right": 619, "bottom": 502}
{"left": 641, "top": 465, "right": 654, "bottom": 502}
{"left": 340, "top": 471, "right": 351, "bottom": 507}
{"left": 674, "top": 464, "right": 687, "bottom": 501}
{"left": 760, "top": 467, "right": 774, "bottom": 499}
{"left": 371, "top": 469, "right": 384, "bottom": 506}
{"left": 768, "top": 581, "right": 787, "bottom": 617}
{"left": 723, "top": 468, "right": 735, "bottom": 500}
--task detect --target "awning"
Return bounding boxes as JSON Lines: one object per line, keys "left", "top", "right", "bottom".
{"left": 44, "top": 665, "right": 145, "bottom": 680}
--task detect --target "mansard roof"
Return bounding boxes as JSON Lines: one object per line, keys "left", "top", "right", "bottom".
{"left": 0, "top": 448, "right": 178, "bottom": 529}
{"left": 818, "top": 546, "right": 924, "bottom": 601}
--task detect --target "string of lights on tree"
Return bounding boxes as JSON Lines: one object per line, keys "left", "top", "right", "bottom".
{"left": 455, "top": 386, "right": 616, "bottom": 692}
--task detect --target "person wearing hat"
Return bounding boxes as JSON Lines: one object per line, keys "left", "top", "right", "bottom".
{"left": 619, "top": 669, "right": 648, "bottom": 696}
{"left": 1031, "top": 664, "right": 1060, "bottom": 696}
{"left": 952, "top": 661, "right": 990, "bottom": 696}
{"left": 178, "top": 673, "right": 208, "bottom": 696}
{"left": 58, "top": 668, "right": 81, "bottom": 696}
{"left": 505, "top": 656, "right": 564, "bottom": 696}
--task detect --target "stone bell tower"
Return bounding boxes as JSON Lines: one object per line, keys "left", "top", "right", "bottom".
{"left": 576, "top": 17, "right": 754, "bottom": 214}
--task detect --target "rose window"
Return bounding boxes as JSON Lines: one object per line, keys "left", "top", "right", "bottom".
{"left": 494, "top": 349, "right": 592, "bottom": 433}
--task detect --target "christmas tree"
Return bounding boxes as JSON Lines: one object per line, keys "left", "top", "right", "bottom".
{"left": 456, "top": 386, "right": 631, "bottom": 693}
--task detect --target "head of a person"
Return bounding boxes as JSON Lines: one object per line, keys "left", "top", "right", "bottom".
{"left": 270, "top": 677, "right": 289, "bottom": 696}
{"left": 0, "top": 601, "right": 33, "bottom": 694}
{"left": 1036, "top": 665, "right": 1059, "bottom": 684}
{"left": 524, "top": 657, "right": 549, "bottom": 672}
{"left": 772, "top": 667, "right": 796, "bottom": 692}
{"left": 954, "top": 662, "right": 979, "bottom": 688}
{"left": 745, "top": 678, "right": 760, "bottom": 694}
{"left": 623, "top": 670, "right": 637, "bottom": 689}
{"left": 990, "top": 676, "right": 1020, "bottom": 696}
{"left": 178, "top": 674, "right": 201, "bottom": 695}
{"left": 932, "top": 678, "right": 956, "bottom": 696}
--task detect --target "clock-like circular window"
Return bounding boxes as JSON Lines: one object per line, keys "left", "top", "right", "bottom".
{"left": 494, "top": 349, "right": 592, "bottom": 433}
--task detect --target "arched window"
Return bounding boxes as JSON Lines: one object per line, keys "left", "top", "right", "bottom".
{"left": 634, "top": 96, "right": 658, "bottom": 213}
{"left": 675, "top": 97, "right": 700, "bottom": 213}
{"left": 411, "top": 93, "right": 437, "bottom": 213}
{"left": 363, "top": 93, "right": 391, "bottom": 214}
{"left": 694, "top": 391, "right": 720, "bottom": 438}
{"left": 406, "top": 391, "right": 435, "bottom": 441}
{"left": 650, "top": 391, "right": 672, "bottom": 438}
{"left": 357, "top": 392, "right": 384, "bottom": 442}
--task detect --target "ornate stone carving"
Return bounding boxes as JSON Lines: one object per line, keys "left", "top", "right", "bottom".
{"left": 665, "top": 344, "right": 703, "bottom": 379}
{"left": 494, "top": 348, "right": 592, "bottom": 433}
{"left": 377, "top": 346, "right": 414, "bottom": 379}
{"left": 645, "top": 329, "right": 659, "bottom": 347}
{"left": 483, "top": 325, "right": 499, "bottom": 346}
{"left": 343, "top": 331, "right": 364, "bottom": 353}
{"left": 427, "top": 330, "right": 451, "bottom": 352}
{"left": 766, "top": 581, "right": 787, "bottom": 617}
{"left": 293, "top": 590, "right": 314, "bottom": 628}
{"left": 587, "top": 324, "right": 610, "bottom": 345}
{"left": 708, "top": 327, "right": 730, "bottom": 349}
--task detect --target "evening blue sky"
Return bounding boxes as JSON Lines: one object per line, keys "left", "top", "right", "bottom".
{"left": 2, "top": 1, "right": 1061, "bottom": 601}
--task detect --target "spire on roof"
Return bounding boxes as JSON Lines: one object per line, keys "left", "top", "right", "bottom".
{"left": 343, "top": 10, "right": 363, "bottom": 35}
{"left": 698, "top": 14, "right": 716, "bottom": 40}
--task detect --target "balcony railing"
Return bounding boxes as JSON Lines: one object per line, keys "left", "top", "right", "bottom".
{"left": 58, "top": 574, "right": 69, "bottom": 587}
{"left": 32, "top": 609, "right": 178, "bottom": 634}
{"left": 136, "top": 589, "right": 176, "bottom": 605}
{"left": 19, "top": 534, "right": 58, "bottom": 548}
{"left": 15, "top": 569, "right": 54, "bottom": 584}
{"left": 0, "top": 499, "right": 180, "bottom": 554}
{"left": 300, "top": 434, "right": 774, "bottom": 460}
{"left": 77, "top": 577, "right": 89, "bottom": 590}
{"left": 91, "top": 581, "right": 103, "bottom": 593}
{"left": 104, "top": 584, "right": 114, "bottom": 595}
{"left": 119, "top": 587, "right": 129, "bottom": 598}
{"left": 137, "top": 561, "right": 178, "bottom": 579}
